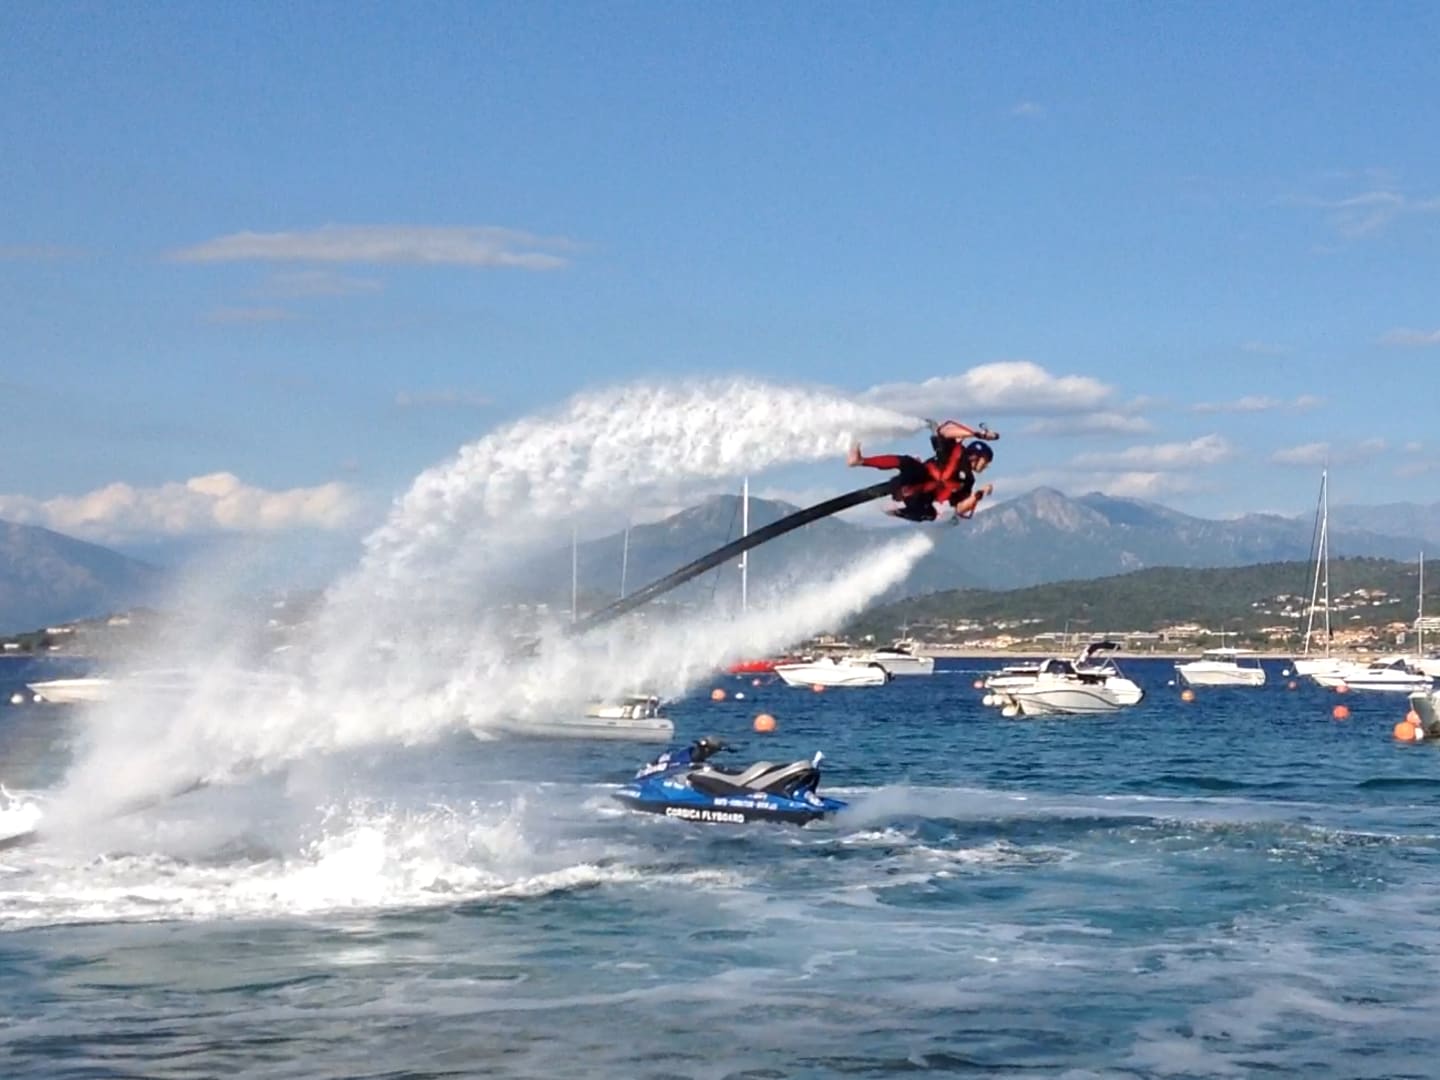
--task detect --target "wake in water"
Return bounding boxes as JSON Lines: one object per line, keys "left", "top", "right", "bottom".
{"left": 39, "top": 377, "right": 929, "bottom": 842}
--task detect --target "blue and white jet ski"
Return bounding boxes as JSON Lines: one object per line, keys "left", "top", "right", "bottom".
{"left": 613, "top": 737, "right": 847, "bottom": 824}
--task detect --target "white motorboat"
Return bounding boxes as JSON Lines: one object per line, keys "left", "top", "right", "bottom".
{"left": 497, "top": 696, "right": 675, "bottom": 741}
{"left": 24, "top": 676, "right": 115, "bottom": 704}
{"left": 1407, "top": 689, "right": 1440, "bottom": 736}
{"left": 982, "top": 661, "right": 1044, "bottom": 694}
{"left": 773, "top": 655, "right": 890, "bottom": 688}
{"left": 1175, "top": 648, "right": 1266, "bottom": 688}
{"left": 993, "top": 643, "right": 1144, "bottom": 716}
{"left": 24, "top": 667, "right": 276, "bottom": 705}
{"left": 1312, "top": 657, "right": 1433, "bottom": 693}
{"left": 982, "top": 641, "right": 1126, "bottom": 700}
{"left": 848, "top": 639, "right": 934, "bottom": 677}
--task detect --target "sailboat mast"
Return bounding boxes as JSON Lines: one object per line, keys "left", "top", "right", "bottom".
{"left": 1419, "top": 551, "right": 1425, "bottom": 656}
{"left": 571, "top": 524, "right": 579, "bottom": 624}
{"left": 1320, "top": 470, "right": 1331, "bottom": 653}
{"left": 620, "top": 523, "right": 630, "bottom": 600}
{"left": 1303, "top": 469, "right": 1326, "bottom": 657}
{"left": 740, "top": 477, "right": 749, "bottom": 613}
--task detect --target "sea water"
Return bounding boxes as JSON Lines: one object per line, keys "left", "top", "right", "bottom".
{"left": 3, "top": 653, "right": 1438, "bottom": 1079}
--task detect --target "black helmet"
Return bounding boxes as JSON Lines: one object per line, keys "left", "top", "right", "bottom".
{"left": 966, "top": 440, "right": 994, "bottom": 463}
{"left": 693, "top": 736, "right": 727, "bottom": 759}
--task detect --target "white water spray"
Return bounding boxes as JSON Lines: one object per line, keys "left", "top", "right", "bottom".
{"left": 47, "top": 377, "right": 929, "bottom": 830}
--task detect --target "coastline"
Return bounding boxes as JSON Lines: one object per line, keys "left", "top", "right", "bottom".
{"left": 906, "top": 646, "right": 1340, "bottom": 662}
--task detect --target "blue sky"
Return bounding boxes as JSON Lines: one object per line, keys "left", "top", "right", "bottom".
{"left": 2, "top": 2, "right": 1437, "bottom": 556}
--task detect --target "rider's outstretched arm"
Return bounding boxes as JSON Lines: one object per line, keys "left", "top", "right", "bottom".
{"left": 934, "top": 420, "right": 999, "bottom": 441}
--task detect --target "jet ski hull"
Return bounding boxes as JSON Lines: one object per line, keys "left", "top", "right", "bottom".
{"left": 613, "top": 739, "right": 847, "bottom": 824}
{"left": 613, "top": 783, "right": 844, "bottom": 824}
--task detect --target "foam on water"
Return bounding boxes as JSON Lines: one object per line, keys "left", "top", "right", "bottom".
{"left": 0, "top": 787, "right": 749, "bottom": 931}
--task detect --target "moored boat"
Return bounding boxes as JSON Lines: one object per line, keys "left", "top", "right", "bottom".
{"left": 1175, "top": 648, "right": 1266, "bottom": 687}
{"left": 773, "top": 655, "right": 890, "bottom": 688}
{"left": 847, "top": 639, "right": 934, "bottom": 677}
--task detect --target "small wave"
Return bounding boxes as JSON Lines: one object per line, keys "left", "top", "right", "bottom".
{"left": 1122, "top": 773, "right": 1300, "bottom": 794}
{"left": 1356, "top": 776, "right": 1440, "bottom": 791}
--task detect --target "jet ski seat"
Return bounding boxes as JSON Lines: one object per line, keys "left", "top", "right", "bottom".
{"left": 689, "top": 760, "right": 817, "bottom": 798}
{"left": 741, "top": 760, "right": 816, "bottom": 794}
{"left": 728, "top": 761, "right": 777, "bottom": 786}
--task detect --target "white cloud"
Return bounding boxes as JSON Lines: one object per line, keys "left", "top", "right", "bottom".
{"left": 1095, "top": 472, "right": 1199, "bottom": 500}
{"left": 168, "top": 225, "right": 574, "bottom": 269}
{"left": 1272, "top": 442, "right": 1329, "bottom": 467}
{"left": 1192, "top": 394, "right": 1322, "bottom": 413}
{"left": 394, "top": 389, "right": 492, "bottom": 409}
{"left": 1290, "top": 188, "right": 1440, "bottom": 238}
{"left": 1396, "top": 459, "right": 1440, "bottom": 478}
{"left": 1379, "top": 328, "right": 1440, "bottom": 347}
{"left": 204, "top": 306, "right": 295, "bottom": 324}
{"left": 1024, "top": 412, "right": 1154, "bottom": 436}
{"left": 1272, "top": 439, "right": 1386, "bottom": 467}
{"left": 1010, "top": 101, "right": 1046, "bottom": 119}
{"left": 267, "top": 270, "right": 384, "bottom": 297}
{"left": 0, "top": 473, "right": 361, "bottom": 542}
{"left": 1071, "top": 434, "right": 1233, "bottom": 472}
{"left": 862, "top": 361, "right": 1115, "bottom": 417}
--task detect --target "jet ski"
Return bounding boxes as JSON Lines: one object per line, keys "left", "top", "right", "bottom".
{"left": 613, "top": 737, "right": 847, "bottom": 824}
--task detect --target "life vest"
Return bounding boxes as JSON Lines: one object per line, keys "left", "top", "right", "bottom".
{"left": 897, "top": 441, "right": 970, "bottom": 502}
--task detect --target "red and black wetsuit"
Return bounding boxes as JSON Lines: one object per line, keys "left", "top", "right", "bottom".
{"left": 854, "top": 435, "right": 975, "bottom": 522}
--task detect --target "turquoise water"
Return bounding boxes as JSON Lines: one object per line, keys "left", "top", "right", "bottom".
{"left": 2, "top": 654, "right": 1438, "bottom": 1078}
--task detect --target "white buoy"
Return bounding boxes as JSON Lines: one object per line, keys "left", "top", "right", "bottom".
{"left": 1001, "top": 705, "right": 1020, "bottom": 718}
{"left": 982, "top": 693, "right": 996, "bottom": 707}
{"left": 8, "top": 692, "right": 23, "bottom": 705}
{"left": 735, "top": 692, "right": 745, "bottom": 700}
{"left": 1281, "top": 668, "right": 1292, "bottom": 677}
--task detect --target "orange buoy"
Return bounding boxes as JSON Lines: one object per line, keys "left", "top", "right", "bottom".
{"left": 1336, "top": 683, "right": 1350, "bottom": 694}
{"left": 811, "top": 683, "right": 826, "bottom": 693}
{"left": 710, "top": 688, "right": 726, "bottom": 702}
{"left": 1394, "top": 720, "right": 1417, "bottom": 741}
{"left": 1332, "top": 704, "right": 1350, "bottom": 720}
{"left": 1180, "top": 688, "right": 1195, "bottom": 703}
{"left": 1407, "top": 710, "right": 1422, "bottom": 725}
{"left": 753, "top": 713, "right": 776, "bottom": 733}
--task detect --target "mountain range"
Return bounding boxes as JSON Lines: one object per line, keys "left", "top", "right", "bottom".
{"left": 0, "top": 520, "right": 165, "bottom": 633}
{"left": 5, "top": 488, "right": 1438, "bottom": 631}
{"left": 522, "top": 487, "right": 1437, "bottom": 609}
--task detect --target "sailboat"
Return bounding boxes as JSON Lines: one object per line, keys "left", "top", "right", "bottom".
{"left": 727, "top": 478, "right": 789, "bottom": 675}
{"left": 1292, "top": 470, "right": 1352, "bottom": 680}
{"left": 496, "top": 524, "right": 675, "bottom": 742}
{"left": 1400, "top": 552, "right": 1440, "bottom": 680}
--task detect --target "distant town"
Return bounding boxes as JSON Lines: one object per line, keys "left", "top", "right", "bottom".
{"left": 6, "top": 569, "right": 1435, "bottom": 662}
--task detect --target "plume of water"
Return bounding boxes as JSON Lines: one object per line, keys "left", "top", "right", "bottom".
{"left": 47, "top": 377, "right": 927, "bottom": 828}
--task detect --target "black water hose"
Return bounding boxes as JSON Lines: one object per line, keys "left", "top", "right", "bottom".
{"left": 569, "top": 480, "right": 896, "bottom": 635}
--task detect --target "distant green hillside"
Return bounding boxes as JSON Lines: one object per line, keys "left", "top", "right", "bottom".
{"left": 850, "top": 557, "right": 1433, "bottom": 640}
